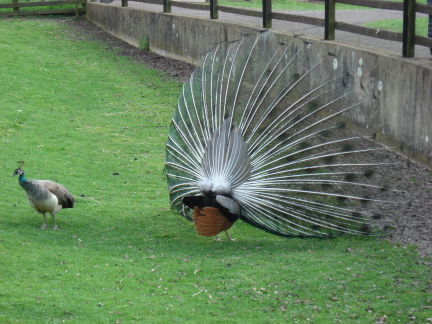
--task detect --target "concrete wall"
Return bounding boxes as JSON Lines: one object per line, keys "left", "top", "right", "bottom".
{"left": 86, "top": 2, "right": 432, "bottom": 167}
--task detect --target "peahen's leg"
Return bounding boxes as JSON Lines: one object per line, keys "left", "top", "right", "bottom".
{"left": 41, "top": 213, "right": 47, "bottom": 229}
{"left": 51, "top": 213, "right": 59, "bottom": 230}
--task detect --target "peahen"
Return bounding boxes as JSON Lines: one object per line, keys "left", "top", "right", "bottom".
{"left": 165, "top": 31, "right": 390, "bottom": 240}
{"left": 13, "top": 165, "right": 74, "bottom": 230}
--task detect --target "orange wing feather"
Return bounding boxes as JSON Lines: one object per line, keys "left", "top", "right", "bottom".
{"left": 193, "top": 207, "right": 235, "bottom": 237}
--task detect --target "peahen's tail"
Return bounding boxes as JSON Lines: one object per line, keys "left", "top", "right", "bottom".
{"left": 166, "top": 31, "right": 393, "bottom": 238}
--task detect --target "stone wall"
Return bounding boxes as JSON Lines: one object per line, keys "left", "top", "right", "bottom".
{"left": 87, "top": 2, "right": 432, "bottom": 167}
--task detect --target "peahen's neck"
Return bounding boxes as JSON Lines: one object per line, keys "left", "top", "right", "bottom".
{"left": 18, "top": 173, "right": 33, "bottom": 191}
{"left": 19, "top": 173, "right": 27, "bottom": 182}
{"left": 18, "top": 173, "right": 47, "bottom": 199}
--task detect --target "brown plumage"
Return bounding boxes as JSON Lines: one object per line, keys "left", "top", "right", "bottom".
{"left": 193, "top": 206, "right": 235, "bottom": 239}
{"left": 182, "top": 195, "right": 239, "bottom": 240}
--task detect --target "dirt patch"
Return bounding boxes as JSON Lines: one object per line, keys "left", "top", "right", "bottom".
{"left": 65, "top": 17, "right": 432, "bottom": 260}
{"left": 66, "top": 18, "right": 195, "bottom": 81}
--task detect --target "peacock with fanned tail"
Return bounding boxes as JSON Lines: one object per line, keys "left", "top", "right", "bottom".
{"left": 165, "top": 31, "right": 391, "bottom": 240}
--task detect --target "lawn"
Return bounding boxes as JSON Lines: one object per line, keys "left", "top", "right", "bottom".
{"left": 219, "top": 0, "right": 359, "bottom": 10}
{"left": 0, "top": 17, "right": 431, "bottom": 323}
{"left": 219, "top": 0, "right": 429, "bottom": 11}
{"left": 364, "top": 17, "right": 430, "bottom": 37}
{"left": 218, "top": 0, "right": 431, "bottom": 37}
{"left": 0, "top": 0, "right": 83, "bottom": 15}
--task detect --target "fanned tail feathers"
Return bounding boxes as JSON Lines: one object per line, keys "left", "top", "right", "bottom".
{"left": 199, "top": 119, "right": 251, "bottom": 196}
{"left": 166, "top": 31, "right": 393, "bottom": 237}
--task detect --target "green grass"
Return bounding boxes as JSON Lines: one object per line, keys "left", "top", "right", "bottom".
{"left": 219, "top": 0, "right": 428, "bottom": 11}
{"left": 0, "top": 0, "right": 81, "bottom": 14}
{"left": 219, "top": 0, "right": 431, "bottom": 38}
{"left": 364, "top": 17, "right": 430, "bottom": 37}
{"left": 219, "top": 0, "right": 359, "bottom": 10}
{"left": 1, "top": 17, "right": 431, "bottom": 323}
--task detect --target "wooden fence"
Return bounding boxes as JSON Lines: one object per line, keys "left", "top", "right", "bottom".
{"left": 0, "top": 0, "right": 86, "bottom": 16}
{"left": 120, "top": 0, "right": 432, "bottom": 58}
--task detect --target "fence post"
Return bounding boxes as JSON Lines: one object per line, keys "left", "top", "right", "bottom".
{"left": 325, "top": 0, "right": 336, "bottom": 40}
{"left": 263, "top": 0, "right": 271, "bottom": 28}
{"left": 428, "top": 0, "right": 432, "bottom": 55}
{"left": 210, "top": 0, "right": 218, "bottom": 19}
{"left": 163, "top": 0, "right": 171, "bottom": 13}
{"left": 121, "top": 0, "right": 128, "bottom": 7}
{"left": 402, "top": 0, "right": 416, "bottom": 57}
{"left": 74, "top": 0, "right": 79, "bottom": 16}
{"left": 12, "top": 0, "right": 19, "bottom": 12}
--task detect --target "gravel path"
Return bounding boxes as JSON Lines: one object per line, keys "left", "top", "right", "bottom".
{"left": 104, "top": 0, "right": 432, "bottom": 60}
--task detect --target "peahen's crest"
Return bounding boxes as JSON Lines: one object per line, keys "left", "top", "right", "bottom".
{"left": 165, "top": 31, "right": 392, "bottom": 238}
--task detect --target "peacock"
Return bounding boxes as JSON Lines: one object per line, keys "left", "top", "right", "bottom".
{"left": 165, "top": 31, "right": 391, "bottom": 240}
{"left": 13, "top": 163, "right": 74, "bottom": 230}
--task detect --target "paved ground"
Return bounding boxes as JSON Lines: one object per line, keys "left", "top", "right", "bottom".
{"left": 105, "top": 0, "right": 432, "bottom": 61}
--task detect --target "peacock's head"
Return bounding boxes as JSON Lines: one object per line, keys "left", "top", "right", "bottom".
{"left": 13, "top": 168, "right": 24, "bottom": 177}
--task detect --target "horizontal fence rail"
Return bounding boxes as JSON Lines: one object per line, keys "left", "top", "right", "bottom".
{"left": 0, "top": 0, "right": 86, "bottom": 16}
{"left": 125, "top": 0, "right": 432, "bottom": 58}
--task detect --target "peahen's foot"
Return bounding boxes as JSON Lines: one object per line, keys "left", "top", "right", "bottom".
{"left": 53, "top": 225, "right": 59, "bottom": 230}
{"left": 40, "top": 224, "right": 47, "bottom": 229}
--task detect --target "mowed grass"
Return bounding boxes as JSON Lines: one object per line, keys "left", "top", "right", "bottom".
{"left": 0, "top": 17, "right": 431, "bottom": 323}
{"left": 219, "top": 0, "right": 428, "bottom": 10}
{"left": 219, "top": 0, "right": 359, "bottom": 10}
{"left": 364, "top": 17, "right": 429, "bottom": 37}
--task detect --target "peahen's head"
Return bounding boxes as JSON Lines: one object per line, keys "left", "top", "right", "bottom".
{"left": 13, "top": 168, "right": 24, "bottom": 177}
{"left": 13, "top": 161, "right": 25, "bottom": 178}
